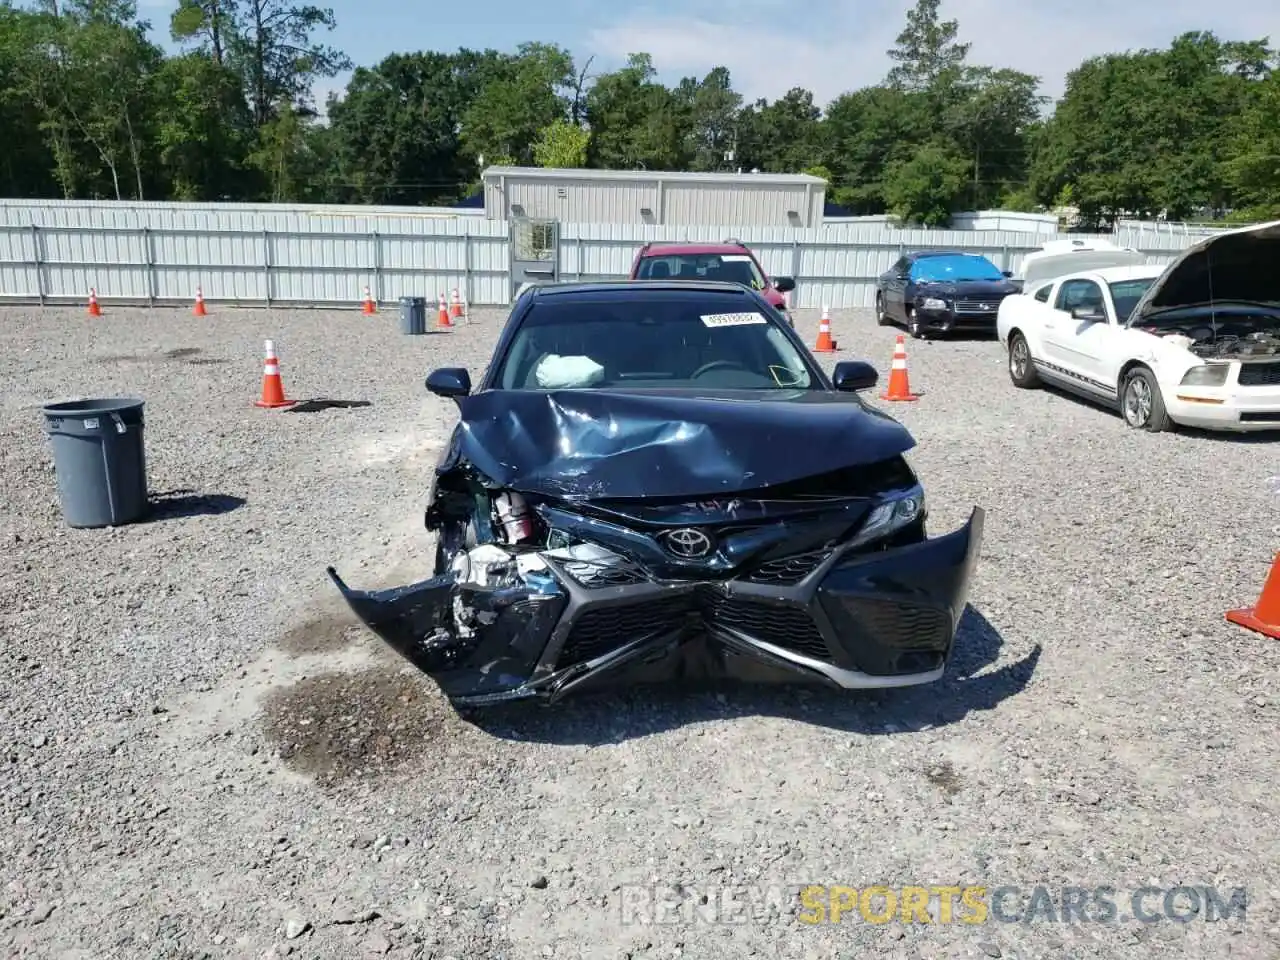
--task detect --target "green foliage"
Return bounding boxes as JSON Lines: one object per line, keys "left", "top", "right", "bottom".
{"left": 0, "top": 0, "right": 1275, "bottom": 219}
{"left": 883, "top": 142, "right": 969, "bottom": 226}
{"left": 532, "top": 119, "right": 589, "bottom": 168}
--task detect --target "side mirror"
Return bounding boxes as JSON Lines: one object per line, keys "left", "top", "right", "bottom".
{"left": 832, "top": 360, "right": 878, "bottom": 392}
{"left": 1002, "top": 270, "right": 1014, "bottom": 278}
{"left": 426, "top": 367, "right": 471, "bottom": 398}
{"left": 771, "top": 276, "right": 796, "bottom": 293}
{"left": 1070, "top": 307, "right": 1106, "bottom": 323}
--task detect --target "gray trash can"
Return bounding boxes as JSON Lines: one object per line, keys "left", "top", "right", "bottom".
{"left": 42, "top": 397, "right": 148, "bottom": 528}
{"left": 399, "top": 296, "right": 427, "bottom": 335}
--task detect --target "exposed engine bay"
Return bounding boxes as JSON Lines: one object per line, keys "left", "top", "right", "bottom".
{"left": 1155, "top": 316, "right": 1280, "bottom": 360}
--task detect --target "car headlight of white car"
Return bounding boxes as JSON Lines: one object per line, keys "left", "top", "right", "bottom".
{"left": 1179, "top": 364, "right": 1230, "bottom": 387}
{"left": 848, "top": 487, "right": 926, "bottom": 548}
{"left": 920, "top": 297, "right": 947, "bottom": 310}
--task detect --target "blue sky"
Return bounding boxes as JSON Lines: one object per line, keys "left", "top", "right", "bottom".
{"left": 134, "top": 0, "right": 1273, "bottom": 110}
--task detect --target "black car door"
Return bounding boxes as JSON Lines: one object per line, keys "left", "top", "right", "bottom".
{"left": 883, "top": 257, "right": 910, "bottom": 320}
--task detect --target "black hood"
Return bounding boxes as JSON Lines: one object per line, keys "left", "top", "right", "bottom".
{"left": 915, "top": 279, "right": 1018, "bottom": 298}
{"left": 447, "top": 388, "right": 916, "bottom": 501}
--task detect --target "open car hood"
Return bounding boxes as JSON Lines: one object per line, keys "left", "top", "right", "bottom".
{"left": 1132, "top": 219, "right": 1280, "bottom": 322}
{"left": 1016, "top": 239, "right": 1147, "bottom": 287}
{"left": 446, "top": 388, "right": 917, "bottom": 500}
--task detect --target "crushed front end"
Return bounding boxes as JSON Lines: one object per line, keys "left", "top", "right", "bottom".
{"left": 328, "top": 455, "right": 984, "bottom": 707}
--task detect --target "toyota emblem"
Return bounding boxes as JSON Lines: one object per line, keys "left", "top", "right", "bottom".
{"left": 664, "top": 528, "right": 714, "bottom": 558}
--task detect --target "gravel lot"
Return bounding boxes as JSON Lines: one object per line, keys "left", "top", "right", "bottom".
{"left": 2, "top": 301, "right": 1279, "bottom": 959}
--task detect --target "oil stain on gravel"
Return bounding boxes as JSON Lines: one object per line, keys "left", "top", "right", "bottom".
{"left": 91, "top": 346, "right": 226, "bottom": 365}
{"left": 259, "top": 667, "right": 462, "bottom": 786}
{"left": 276, "top": 611, "right": 364, "bottom": 656}
{"left": 925, "top": 759, "right": 964, "bottom": 795}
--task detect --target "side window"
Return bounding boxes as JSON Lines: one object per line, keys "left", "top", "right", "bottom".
{"left": 1033, "top": 283, "right": 1052, "bottom": 303}
{"left": 1055, "top": 279, "right": 1104, "bottom": 313}
{"left": 891, "top": 256, "right": 909, "bottom": 276}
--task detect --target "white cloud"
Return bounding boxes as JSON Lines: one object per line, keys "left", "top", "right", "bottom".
{"left": 587, "top": 0, "right": 1276, "bottom": 109}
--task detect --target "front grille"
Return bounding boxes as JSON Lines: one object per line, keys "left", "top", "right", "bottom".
{"left": 699, "top": 590, "right": 831, "bottom": 662}
{"left": 744, "top": 549, "right": 830, "bottom": 585}
{"left": 562, "top": 562, "right": 648, "bottom": 588}
{"left": 1237, "top": 362, "right": 1280, "bottom": 387}
{"left": 556, "top": 595, "right": 692, "bottom": 667}
{"left": 953, "top": 299, "right": 1001, "bottom": 314}
{"left": 848, "top": 597, "right": 952, "bottom": 650}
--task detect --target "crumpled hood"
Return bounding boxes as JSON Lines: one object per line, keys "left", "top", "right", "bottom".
{"left": 448, "top": 388, "right": 916, "bottom": 500}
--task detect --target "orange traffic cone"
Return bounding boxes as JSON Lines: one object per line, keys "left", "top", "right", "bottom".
{"left": 254, "top": 339, "right": 295, "bottom": 409}
{"left": 87, "top": 288, "right": 102, "bottom": 317}
{"left": 362, "top": 285, "right": 376, "bottom": 315}
{"left": 437, "top": 294, "right": 451, "bottom": 329}
{"left": 193, "top": 286, "right": 207, "bottom": 317}
{"left": 1226, "top": 553, "right": 1280, "bottom": 639}
{"left": 814, "top": 305, "right": 835, "bottom": 352}
{"left": 879, "top": 334, "right": 920, "bottom": 402}
{"left": 450, "top": 288, "right": 463, "bottom": 319}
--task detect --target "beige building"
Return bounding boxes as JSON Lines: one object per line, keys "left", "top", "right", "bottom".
{"left": 481, "top": 166, "right": 827, "bottom": 228}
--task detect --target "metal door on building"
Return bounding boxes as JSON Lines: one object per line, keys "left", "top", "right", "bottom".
{"left": 510, "top": 217, "right": 559, "bottom": 299}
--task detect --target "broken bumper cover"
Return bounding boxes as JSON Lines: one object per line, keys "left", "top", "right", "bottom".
{"left": 328, "top": 507, "right": 984, "bottom": 706}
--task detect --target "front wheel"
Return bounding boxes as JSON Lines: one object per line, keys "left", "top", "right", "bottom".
{"left": 1120, "top": 367, "right": 1172, "bottom": 432}
{"left": 1007, "top": 333, "right": 1040, "bottom": 388}
{"left": 875, "top": 293, "right": 892, "bottom": 327}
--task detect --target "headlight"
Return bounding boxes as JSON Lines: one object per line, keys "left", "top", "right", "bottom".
{"left": 920, "top": 298, "right": 947, "bottom": 310}
{"left": 1180, "top": 364, "right": 1229, "bottom": 387}
{"left": 848, "top": 487, "right": 926, "bottom": 548}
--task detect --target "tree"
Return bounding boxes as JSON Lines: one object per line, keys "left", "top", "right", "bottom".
{"left": 736, "top": 87, "right": 821, "bottom": 173}
{"left": 819, "top": 85, "right": 927, "bottom": 213}
{"left": 1222, "top": 69, "right": 1280, "bottom": 218}
{"left": 944, "top": 66, "right": 1044, "bottom": 209}
{"left": 584, "top": 53, "right": 687, "bottom": 170}
{"left": 675, "top": 66, "right": 742, "bottom": 171}
{"left": 532, "top": 119, "right": 589, "bottom": 168}
{"left": 460, "top": 42, "right": 575, "bottom": 165}
{"left": 169, "top": 0, "right": 237, "bottom": 65}
{"left": 882, "top": 141, "right": 969, "bottom": 225}
{"left": 886, "top": 0, "right": 970, "bottom": 92}
{"left": 153, "top": 52, "right": 251, "bottom": 199}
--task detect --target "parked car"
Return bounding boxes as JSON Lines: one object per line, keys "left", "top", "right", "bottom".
{"left": 996, "top": 222, "right": 1280, "bottom": 433}
{"left": 327, "top": 279, "right": 985, "bottom": 708}
{"left": 875, "top": 250, "right": 1019, "bottom": 339}
{"left": 630, "top": 240, "right": 796, "bottom": 325}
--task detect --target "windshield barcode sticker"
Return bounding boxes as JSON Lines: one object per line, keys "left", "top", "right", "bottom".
{"left": 720, "top": 255, "right": 753, "bottom": 262}
{"left": 701, "top": 312, "right": 768, "bottom": 327}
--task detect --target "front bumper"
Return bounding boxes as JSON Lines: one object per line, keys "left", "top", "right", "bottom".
{"left": 915, "top": 307, "right": 999, "bottom": 333}
{"left": 1166, "top": 381, "right": 1280, "bottom": 432}
{"left": 328, "top": 507, "right": 985, "bottom": 706}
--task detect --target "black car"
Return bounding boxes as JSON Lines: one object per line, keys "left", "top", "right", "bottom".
{"left": 875, "top": 250, "right": 1020, "bottom": 339}
{"left": 328, "top": 280, "right": 985, "bottom": 708}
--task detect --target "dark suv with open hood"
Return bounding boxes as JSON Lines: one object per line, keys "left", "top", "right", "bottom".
{"left": 875, "top": 250, "right": 1019, "bottom": 339}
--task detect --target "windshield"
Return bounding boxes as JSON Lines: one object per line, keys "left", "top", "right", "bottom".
{"left": 636, "top": 253, "right": 766, "bottom": 290}
{"left": 1108, "top": 277, "right": 1157, "bottom": 322}
{"left": 494, "top": 295, "right": 815, "bottom": 391}
{"left": 910, "top": 254, "right": 1004, "bottom": 283}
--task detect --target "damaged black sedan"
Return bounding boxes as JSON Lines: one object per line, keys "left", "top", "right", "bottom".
{"left": 328, "top": 280, "right": 985, "bottom": 707}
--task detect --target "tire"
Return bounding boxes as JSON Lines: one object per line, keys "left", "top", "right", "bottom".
{"left": 1007, "top": 332, "right": 1040, "bottom": 388}
{"left": 875, "top": 293, "right": 892, "bottom": 327}
{"left": 1120, "top": 366, "right": 1172, "bottom": 432}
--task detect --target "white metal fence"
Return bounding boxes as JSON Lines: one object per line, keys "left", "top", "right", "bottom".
{"left": 0, "top": 200, "right": 1207, "bottom": 310}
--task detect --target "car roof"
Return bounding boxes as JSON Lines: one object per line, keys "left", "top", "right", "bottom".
{"left": 640, "top": 242, "right": 752, "bottom": 257}
{"left": 908, "top": 250, "right": 991, "bottom": 259}
{"left": 1028, "top": 264, "right": 1166, "bottom": 287}
{"left": 525, "top": 279, "right": 760, "bottom": 300}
